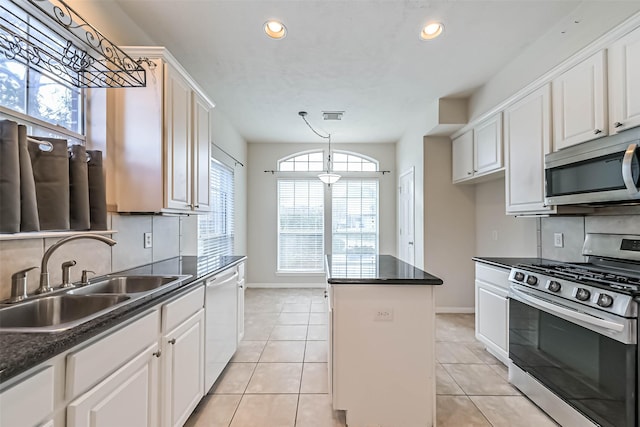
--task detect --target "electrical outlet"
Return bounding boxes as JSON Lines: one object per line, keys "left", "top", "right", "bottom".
{"left": 374, "top": 308, "right": 393, "bottom": 321}
{"left": 144, "top": 232, "right": 153, "bottom": 249}
{"left": 554, "top": 233, "right": 564, "bottom": 248}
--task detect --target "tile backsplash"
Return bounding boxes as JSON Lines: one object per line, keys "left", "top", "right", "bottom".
{"left": 0, "top": 213, "right": 187, "bottom": 301}
{"left": 541, "top": 214, "right": 640, "bottom": 261}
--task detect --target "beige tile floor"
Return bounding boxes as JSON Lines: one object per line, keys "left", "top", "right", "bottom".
{"left": 185, "top": 289, "right": 558, "bottom": 427}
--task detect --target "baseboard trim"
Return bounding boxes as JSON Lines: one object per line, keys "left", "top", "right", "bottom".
{"left": 247, "top": 282, "right": 324, "bottom": 289}
{"left": 436, "top": 307, "right": 475, "bottom": 314}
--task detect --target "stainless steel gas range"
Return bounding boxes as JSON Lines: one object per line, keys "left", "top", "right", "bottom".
{"left": 508, "top": 233, "right": 640, "bottom": 427}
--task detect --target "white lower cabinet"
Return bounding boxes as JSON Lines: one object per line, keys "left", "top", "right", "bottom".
{"left": 0, "top": 365, "right": 55, "bottom": 427}
{"left": 67, "top": 342, "right": 160, "bottom": 427}
{"left": 161, "top": 309, "right": 205, "bottom": 427}
{"left": 474, "top": 263, "right": 510, "bottom": 365}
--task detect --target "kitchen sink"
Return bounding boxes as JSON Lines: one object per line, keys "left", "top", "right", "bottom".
{"left": 69, "top": 275, "right": 179, "bottom": 295}
{"left": 0, "top": 274, "right": 190, "bottom": 333}
{"left": 0, "top": 294, "right": 131, "bottom": 332}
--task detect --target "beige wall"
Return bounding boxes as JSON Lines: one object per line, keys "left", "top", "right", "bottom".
{"left": 475, "top": 178, "right": 538, "bottom": 258}
{"left": 424, "top": 136, "right": 476, "bottom": 312}
{"left": 247, "top": 142, "right": 396, "bottom": 285}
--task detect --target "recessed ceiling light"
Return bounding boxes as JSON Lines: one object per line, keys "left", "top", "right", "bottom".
{"left": 420, "top": 22, "right": 444, "bottom": 40}
{"left": 264, "top": 20, "right": 287, "bottom": 39}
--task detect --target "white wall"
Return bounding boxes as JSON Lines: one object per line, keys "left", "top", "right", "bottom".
{"left": 475, "top": 178, "right": 538, "bottom": 257}
{"left": 424, "top": 136, "right": 476, "bottom": 312}
{"left": 248, "top": 142, "right": 396, "bottom": 286}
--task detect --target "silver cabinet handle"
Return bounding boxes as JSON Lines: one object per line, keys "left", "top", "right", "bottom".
{"left": 168, "top": 338, "right": 176, "bottom": 345}
{"left": 194, "top": 204, "right": 200, "bottom": 208}
{"left": 614, "top": 122, "right": 624, "bottom": 128}
{"left": 467, "top": 171, "right": 472, "bottom": 175}
{"left": 153, "top": 350, "right": 162, "bottom": 358}
{"left": 622, "top": 143, "right": 639, "bottom": 194}
{"left": 594, "top": 129, "right": 602, "bottom": 135}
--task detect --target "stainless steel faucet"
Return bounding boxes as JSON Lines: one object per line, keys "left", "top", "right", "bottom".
{"left": 37, "top": 234, "right": 117, "bottom": 294}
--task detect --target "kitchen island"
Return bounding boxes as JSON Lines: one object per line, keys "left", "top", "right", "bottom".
{"left": 325, "top": 255, "right": 443, "bottom": 427}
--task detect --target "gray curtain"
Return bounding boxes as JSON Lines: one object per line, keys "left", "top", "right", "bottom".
{"left": 29, "top": 137, "right": 70, "bottom": 230}
{"left": 87, "top": 150, "right": 107, "bottom": 230}
{"left": 69, "top": 144, "right": 90, "bottom": 230}
{"left": 17, "top": 125, "right": 40, "bottom": 232}
{"left": 0, "top": 120, "right": 20, "bottom": 233}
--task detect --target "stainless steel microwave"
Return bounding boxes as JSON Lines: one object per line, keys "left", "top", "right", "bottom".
{"left": 544, "top": 127, "right": 640, "bottom": 206}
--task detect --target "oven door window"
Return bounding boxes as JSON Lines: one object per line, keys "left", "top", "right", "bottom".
{"left": 509, "top": 299, "right": 636, "bottom": 427}
{"left": 546, "top": 148, "right": 639, "bottom": 197}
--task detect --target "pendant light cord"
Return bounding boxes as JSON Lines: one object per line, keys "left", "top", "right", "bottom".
{"left": 299, "top": 111, "right": 329, "bottom": 139}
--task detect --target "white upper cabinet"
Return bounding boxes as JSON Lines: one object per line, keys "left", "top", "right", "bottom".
{"left": 552, "top": 50, "right": 608, "bottom": 151}
{"left": 165, "top": 64, "right": 193, "bottom": 211}
{"left": 474, "top": 113, "right": 503, "bottom": 175}
{"left": 111, "top": 47, "right": 214, "bottom": 214}
{"left": 609, "top": 25, "right": 640, "bottom": 134}
{"left": 504, "top": 84, "right": 555, "bottom": 215}
{"left": 452, "top": 113, "right": 503, "bottom": 183}
{"left": 452, "top": 130, "right": 474, "bottom": 182}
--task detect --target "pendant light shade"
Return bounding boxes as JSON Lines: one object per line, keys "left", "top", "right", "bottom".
{"left": 318, "top": 172, "right": 341, "bottom": 184}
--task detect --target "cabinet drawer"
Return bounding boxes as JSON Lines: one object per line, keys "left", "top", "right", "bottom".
{"left": 0, "top": 365, "right": 54, "bottom": 427}
{"left": 66, "top": 310, "right": 160, "bottom": 398}
{"left": 475, "top": 263, "right": 509, "bottom": 290}
{"left": 162, "top": 284, "right": 204, "bottom": 333}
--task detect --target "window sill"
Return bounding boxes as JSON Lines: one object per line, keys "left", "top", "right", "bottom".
{"left": 275, "top": 271, "right": 326, "bottom": 277}
{"left": 0, "top": 230, "right": 116, "bottom": 241}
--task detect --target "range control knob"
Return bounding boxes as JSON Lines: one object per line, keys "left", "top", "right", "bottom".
{"left": 597, "top": 293, "right": 614, "bottom": 308}
{"left": 575, "top": 288, "right": 591, "bottom": 301}
{"left": 514, "top": 272, "right": 525, "bottom": 282}
{"left": 547, "top": 281, "right": 561, "bottom": 292}
{"left": 526, "top": 275, "right": 538, "bottom": 286}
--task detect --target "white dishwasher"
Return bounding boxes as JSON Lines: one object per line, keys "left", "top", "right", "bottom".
{"left": 204, "top": 266, "right": 239, "bottom": 392}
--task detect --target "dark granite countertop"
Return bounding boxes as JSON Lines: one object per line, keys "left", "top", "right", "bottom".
{"left": 472, "top": 257, "right": 561, "bottom": 269}
{"left": 0, "top": 255, "right": 246, "bottom": 384}
{"left": 326, "top": 255, "right": 443, "bottom": 285}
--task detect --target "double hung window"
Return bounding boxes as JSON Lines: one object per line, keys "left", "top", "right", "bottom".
{"left": 1, "top": 2, "right": 83, "bottom": 138}
{"left": 276, "top": 151, "right": 379, "bottom": 273}
{"left": 198, "top": 158, "right": 234, "bottom": 257}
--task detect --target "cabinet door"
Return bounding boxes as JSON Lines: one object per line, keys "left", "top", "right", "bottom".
{"left": 0, "top": 365, "right": 54, "bottom": 427}
{"left": 552, "top": 50, "right": 607, "bottom": 150}
{"left": 67, "top": 343, "right": 159, "bottom": 427}
{"left": 451, "top": 130, "right": 473, "bottom": 182}
{"left": 474, "top": 113, "right": 503, "bottom": 175}
{"left": 609, "top": 26, "right": 640, "bottom": 133}
{"left": 165, "top": 64, "right": 193, "bottom": 211}
{"left": 505, "top": 84, "right": 555, "bottom": 215}
{"left": 162, "top": 309, "right": 204, "bottom": 427}
{"left": 475, "top": 282, "right": 508, "bottom": 361}
{"left": 192, "top": 93, "right": 211, "bottom": 212}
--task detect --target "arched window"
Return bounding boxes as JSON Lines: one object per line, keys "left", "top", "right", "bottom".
{"left": 278, "top": 151, "right": 325, "bottom": 172}
{"left": 276, "top": 149, "right": 380, "bottom": 273}
{"left": 331, "top": 151, "right": 378, "bottom": 172}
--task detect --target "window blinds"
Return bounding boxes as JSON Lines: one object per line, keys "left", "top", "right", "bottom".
{"left": 277, "top": 179, "right": 325, "bottom": 272}
{"left": 198, "top": 159, "right": 234, "bottom": 258}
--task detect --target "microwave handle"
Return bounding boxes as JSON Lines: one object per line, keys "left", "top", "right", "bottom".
{"left": 622, "top": 143, "right": 639, "bottom": 194}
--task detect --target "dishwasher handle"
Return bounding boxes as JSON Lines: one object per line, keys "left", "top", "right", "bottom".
{"left": 206, "top": 271, "right": 239, "bottom": 288}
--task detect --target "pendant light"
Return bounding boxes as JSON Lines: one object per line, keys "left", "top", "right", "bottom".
{"left": 318, "top": 133, "right": 341, "bottom": 184}
{"left": 298, "top": 111, "right": 341, "bottom": 185}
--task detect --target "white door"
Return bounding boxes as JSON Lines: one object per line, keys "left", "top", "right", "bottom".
{"left": 609, "top": 25, "right": 640, "bottom": 133}
{"left": 398, "top": 168, "right": 415, "bottom": 265}
{"left": 162, "top": 310, "right": 205, "bottom": 427}
{"left": 67, "top": 343, "right": 159, "bottom": 427}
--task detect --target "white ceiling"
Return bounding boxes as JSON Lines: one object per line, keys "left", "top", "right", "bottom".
{"left": 108, "top": 1, "right": 634, "bottom": 144}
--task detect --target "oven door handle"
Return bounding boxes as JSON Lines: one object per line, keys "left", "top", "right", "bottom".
{"left": 622, "top": 143, "right": 639, "bottom": 194}
{"left": 510, "top": 287, "right": 625, "bottom": 333}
